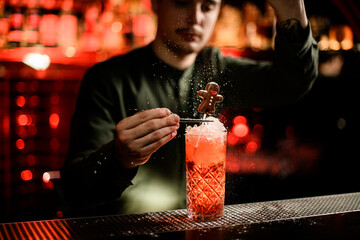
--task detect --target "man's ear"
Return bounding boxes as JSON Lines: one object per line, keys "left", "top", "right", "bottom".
{"left": 151, "top": 0, "right": 159, "bottom": 14}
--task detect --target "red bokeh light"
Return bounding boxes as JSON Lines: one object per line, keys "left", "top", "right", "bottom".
{"left": 16, "top": 139, "right": 25, "bottom": 150}
{"left": 245, "top": 141, "right": 258, "bottom": 154}
{"left": 16, "top": 96, "right": 26, "bottom": 107}
{"left": 49, "top": 113, "right": 60, "bottom": 129}
{"left": 233, "top": 123, "right": 249, "bottom": 138}
{"left": 21, "top": 170, "right": 33, "bottom": 181}
{"left": 17, "top": 114, "right": 29, "bottom": 126}
{"left": 233, "top": 115, "right": 247, "bottom": 125}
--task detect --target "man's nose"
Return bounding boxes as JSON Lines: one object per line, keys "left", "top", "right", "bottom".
{"left": 187, "top": 4, "right": 203, "bottom": 25}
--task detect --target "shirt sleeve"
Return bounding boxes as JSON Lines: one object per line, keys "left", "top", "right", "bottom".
{"left": 60, "top": 63, "right": 138, "bottom": 208}
{"left": 219, "top": 23, "right": 319, "bottom": 108}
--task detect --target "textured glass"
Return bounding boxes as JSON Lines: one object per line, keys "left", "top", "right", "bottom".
{"left": 185, "top": 131, "right": 227, "bottom": 221}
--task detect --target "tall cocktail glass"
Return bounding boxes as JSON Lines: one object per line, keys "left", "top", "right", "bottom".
{"left": 185, "top": 120, "right": 227, "bottom": 221}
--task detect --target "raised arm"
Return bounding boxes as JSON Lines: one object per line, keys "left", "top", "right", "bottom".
{"left": 267, "top": 0, "right": 308, "bottom": 28}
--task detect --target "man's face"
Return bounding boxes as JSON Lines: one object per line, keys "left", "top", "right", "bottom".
{"left": 153, "top": 0, "right": 221, "bottom": 55}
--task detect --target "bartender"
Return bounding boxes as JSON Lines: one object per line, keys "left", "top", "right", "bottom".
{"left": 61, "top": 0, "right": 318, "bottom": 217}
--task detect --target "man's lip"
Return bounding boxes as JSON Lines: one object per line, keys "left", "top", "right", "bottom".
{"left": 181, "top": 33, "right": 201, "bottom": 41}
{"left": 176, "top": 29, "right": 202, "bottom": 41}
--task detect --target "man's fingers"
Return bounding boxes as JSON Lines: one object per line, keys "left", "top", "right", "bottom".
{"left": 134, "top": 124, "right": 179, "bottom": 148}
{"left": 138, "top": 130, "right": 178, "bottom": 157}
{"left": 115, "top": 108, "right": 179, "bottom": 168}
{"left": 121, "top": 128, "right": 178, "bottom": 166}
{"left": 136, "top": 114, "right": 180, "bottom": 139}
{"left": 123, "top": 108, "right": 172, "bottom": 130}
{"left": 120, "top": 113, "right": 179, "bottom": 140}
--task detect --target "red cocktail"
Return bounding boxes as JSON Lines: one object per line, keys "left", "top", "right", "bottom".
{"left": 185, "top": 119, "right": 227, "bottom": 221}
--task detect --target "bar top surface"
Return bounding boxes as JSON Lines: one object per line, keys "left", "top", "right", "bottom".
{"left": 1, "top": 192, "right": 360, "bottom": 239}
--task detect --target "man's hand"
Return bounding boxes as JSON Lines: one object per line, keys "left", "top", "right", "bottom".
{"left": 267, "top": 0, "right": 308, "bottom": 29}
{"left": 115, "top": 108, "right": 180, "bottom": 168}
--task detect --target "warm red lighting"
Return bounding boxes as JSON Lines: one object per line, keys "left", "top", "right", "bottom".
{"left": 43, "top": 181, "right": 54, "bottom": 189}
{"left": 220, "top": 48, "right": 242, "bottom": 58}
{"left": 16, "top": 139, "right": 25, "bottom": 150}
{"left": 40, "top": 14, "right": 58, "bottom": 46}
{"left": 64, "top": 46, "right": 76, "bottom": 57}
{"left": 17, "top": 114, "right": 29, "bottom": 126}
{"left": 233, "top": 115, "right": 247, "bottom": 125}
{"left": 28, "top": 125, "right": 38, "bottom": 136}
{"left": 29, "top": 95, "right": 40, "bottom": 107}
{"left": 58, "top": 14, "right": 78, "bottom": 48}
{"left": 16, "top": 127, "right": 28, "bottom": 138}
{"left": 245, "top": 141, "right": 258, "bottom": 153}
{"left": 2, "top": 115, "right": 10, "bottom": 137}
{"left": 227, "top": 132, "right": 238, "bottom": 145}
{"left": 21, "top": 170, "right": 33, "bottom": 181}
{"left": 26, "top": 155, "right": 36, "bottom": 165}
{"left": 16, "top": 96, "right": 26, "bottom": 107}
{"left": 15, "top": 82, "right": 26, "bottom": 92}
{"left": 50, "top": 93, "right": 60, "bottom": 105}
{"left": 111, "top": 21, "right": 122, "bottom": 33}
{"left": 50, "top": 138, "right": 60, "bottom": 150}
{"left": 133, "top": 14, "right": 152, "bottom": 37}
{"left": 233, "top": 123, "right": 249, "bottom": 138}
{"left": 49, "top": 113, "right": 60, "bottom": 129}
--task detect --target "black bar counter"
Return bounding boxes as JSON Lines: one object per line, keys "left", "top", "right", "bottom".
{"left": 1, "top": 192, "right": 360, "bottom": 240}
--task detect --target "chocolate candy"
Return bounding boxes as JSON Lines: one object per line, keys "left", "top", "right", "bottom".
{"left": 197, "top": 82, "right": 223, "bottom": 115}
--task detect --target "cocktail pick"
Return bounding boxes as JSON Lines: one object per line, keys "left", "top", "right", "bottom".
{"left": 180, "top": 118, "right": 214, "bottom": 123}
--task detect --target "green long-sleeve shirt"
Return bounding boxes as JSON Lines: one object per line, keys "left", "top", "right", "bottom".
{"left": 61, "top": 24, "right": 318, "bottom": 216}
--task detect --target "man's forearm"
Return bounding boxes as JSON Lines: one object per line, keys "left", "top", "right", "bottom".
{"left": 267, "top": 0, "right": 308, "bottom": 28}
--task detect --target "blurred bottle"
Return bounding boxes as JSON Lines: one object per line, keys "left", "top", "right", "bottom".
{"left": 119, "top": 0, "right": 156, "bottom": 49}
{"left": 99, "top": 0, "right": 124, "bottom": 52}
{"left": 39, "top": 0, "right": 58, "bottom": 47}
{"left": 23, "top": 0, "right": 40, "bottom": 46}
{"left": 7, "top": 0, "right": 24, "bottom": 47}
{"left": 79, "top": 1, "right": 100, "bottom": 52}
{"left": 130, "top": 0, "right": 156, "bottom": 47}
{"left": 58, "top": 0, "right": 77, "bottom": 48}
